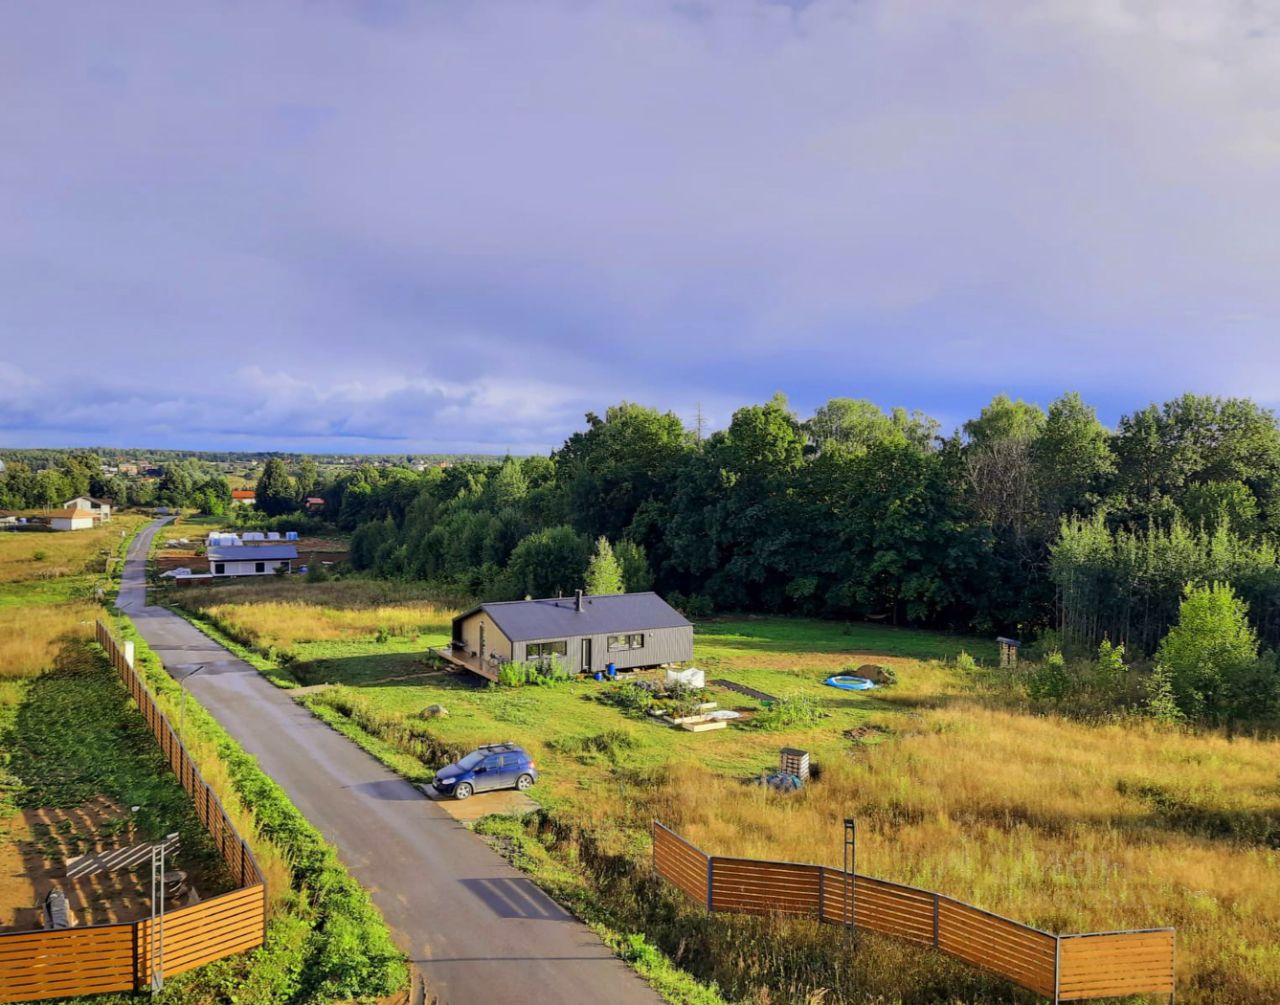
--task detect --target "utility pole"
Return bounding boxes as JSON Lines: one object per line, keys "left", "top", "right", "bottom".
{"left": 694, "top": 402, "right": 706, "bottom": 444}
{"left": 150, "top": 831, "right": 180, "bottom": 994}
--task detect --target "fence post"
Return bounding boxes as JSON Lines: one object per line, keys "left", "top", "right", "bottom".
{"left": 1054, "top": 934, "right": 1061, "bottom": 1005}
{"left": 843, "top": 818, "right": 856, "bottom": 933}
{"left": 932, "top": 893, "right": 940, "bottom": 948}
{"left": 818, "top": 866, "right": 825, "bottom": 922}
{"left": 706, "top": 856, "right": 714, "bottom": 913}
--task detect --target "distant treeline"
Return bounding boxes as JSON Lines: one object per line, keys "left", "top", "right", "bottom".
{"left": 0, "top": 448, "right": 493, "bottom": 514}
{"left": 0, "top": 453, "right": 233, "bottom": 512}
{"left": 312, "top": 393, "right": 1280, "bottom": 655}
{"left": 0, "top": 447, "right": 500, "bottom": 467}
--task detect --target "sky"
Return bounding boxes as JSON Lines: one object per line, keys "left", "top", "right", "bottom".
{"left": 2, "top": 1, "right": 1279, "bottom": 455}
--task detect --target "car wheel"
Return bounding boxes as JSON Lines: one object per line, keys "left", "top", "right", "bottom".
{"left": 454, "top": 782, "right": 473, "bottom": 800}
{"left": 516, "top": 774, "right": 534, "bottom": 791}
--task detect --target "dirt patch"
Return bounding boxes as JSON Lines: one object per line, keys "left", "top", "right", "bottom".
{"left": 710, "top": 679, "right": 778, "bottom": 703}
{"left": 0, "top": 796, "right": 213, "bottom": 932}
{"left": 418, "top": 786, "right": 541, "bottom": 824}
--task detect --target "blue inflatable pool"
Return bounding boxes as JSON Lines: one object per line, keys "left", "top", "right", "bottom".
{"left": 824, "top": 674, "right": 876, "bottom": 691}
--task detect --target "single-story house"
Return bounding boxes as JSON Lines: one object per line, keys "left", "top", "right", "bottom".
{"left": 448, "top": 591, "right": 693, "bottom": 678}
{"left": 304, "top": 496, "right": 325, "bottom": 511}
{"left": 231, "top": 489, "right": 256, "bottom": 506}
{"left": 0, "top": 510, "right": 19, "bottom": 527}
{"left": 45, "top": 509, "right": 97, "bottom": 531}
{"left": 63, "top": 496, "right": 111, "bottom": 521}
{"left": 207, "top": 544, "right": 297, "bottom": 577}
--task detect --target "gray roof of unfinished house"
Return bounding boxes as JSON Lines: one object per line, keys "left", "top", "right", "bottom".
{"left": 207, "top": 545, "right": 298, "bottom": 561}
{"left": 457, "top": 592, "right": 692, "bottom": 642}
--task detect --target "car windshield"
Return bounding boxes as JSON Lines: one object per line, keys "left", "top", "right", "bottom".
{"left": 455, "top": 751, "right": 486, "bottom": 770}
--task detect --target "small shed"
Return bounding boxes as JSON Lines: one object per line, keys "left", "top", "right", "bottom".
{"left": 996, "top": 637, "right": 1021, "bottom": 668}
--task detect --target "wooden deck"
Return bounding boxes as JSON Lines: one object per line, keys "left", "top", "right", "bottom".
{"left": 432, "top": 647, "right": 500, "bottom": 682}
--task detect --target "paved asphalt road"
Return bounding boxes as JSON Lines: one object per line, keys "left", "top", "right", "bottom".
{"left": 121, "top": 518, "right": 660, "bottom": 1005}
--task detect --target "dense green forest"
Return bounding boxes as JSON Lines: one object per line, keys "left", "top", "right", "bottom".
{"left": 10, "top": 392, "right": 1280, "bottom": 666}
{"left": 311, "top": 393, "right": 1280, "bottom": 660}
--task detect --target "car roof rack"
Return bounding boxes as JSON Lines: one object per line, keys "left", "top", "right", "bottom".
{"left": 478, "top": 741, "right": 517, "bottom": 750}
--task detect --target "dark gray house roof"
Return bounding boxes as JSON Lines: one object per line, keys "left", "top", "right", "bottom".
{"left": 207, "top": 545, "right": 298, "bottom": 561}
{"left": 455, "top": 592, "right": 691, "bottom": 642}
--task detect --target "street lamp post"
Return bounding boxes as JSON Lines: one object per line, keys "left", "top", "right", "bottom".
{"left": 177, "top": 664, "right": 205, "bottom": 741}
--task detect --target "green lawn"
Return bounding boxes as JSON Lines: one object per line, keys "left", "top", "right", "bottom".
{"left": 279, "top": 614, "right": 989, "bottom": 809}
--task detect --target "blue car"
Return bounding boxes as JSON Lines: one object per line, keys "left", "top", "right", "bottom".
{"left": 432, "top": 742, "right": 538, "bottom": 800}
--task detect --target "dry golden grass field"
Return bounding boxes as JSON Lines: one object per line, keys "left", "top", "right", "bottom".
{"left": 170, "top": 577, "right": 1280, "bottom": 1003}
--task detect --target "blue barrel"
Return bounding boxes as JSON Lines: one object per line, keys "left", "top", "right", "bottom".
{"left": 606, "top": 663, "right": 616, "bottom": 677}
{"left": 593, "top": 671, "right": 603, "bottom": 682}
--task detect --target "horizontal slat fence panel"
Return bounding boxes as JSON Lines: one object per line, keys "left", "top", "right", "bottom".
{"left": 136, "top": 886, "right": 267, "bottom": 981}
{"left": 710, "top": 857, "right": 821, "bottom": 917}
{"left": 653, "top": 822, "right": 1175, "bottom": 1003}
{"left": 0, "top": 924, "right": 135, "bottom": 1003}
{"left": 1058, "top": 930, "right": 1175, "bottom": 1001}
{"left": 0, "top": 625, "right": 269, "bottom": 1001}
{"left": 937, "top": 898, "right": 1057, "bottom": 998}
{"left": 821, "top": 870, "right": 938, "bottom": 946}
{"left": 653, "top": 823, "right": 709, "bottom": 906}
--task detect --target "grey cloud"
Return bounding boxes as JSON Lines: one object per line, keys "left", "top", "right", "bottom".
{"left": 2, "top": 1, "right": 1280, "bottom": 451}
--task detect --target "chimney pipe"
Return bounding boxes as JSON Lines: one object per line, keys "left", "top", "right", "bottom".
{"left": 575, "top": 589, "right": 583, "bottom": 612}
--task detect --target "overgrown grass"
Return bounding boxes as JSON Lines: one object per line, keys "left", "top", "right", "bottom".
{"left": 164, "top": 584, "right": 1280, "bottom": 1003}
{"left": 0, "top": 514, "right": 407, "bottom": 1004}
{"left": 0, "top": 516, "right": 147, "bottom": 677}
{"left": 0, "top": 516, "right": 145, "bottom": 584}
{"left": 0, "top": 640, "right": 231, "bottom": 893}
{"left": 475, "top": 812, "right": 1024, "bottom": 1005}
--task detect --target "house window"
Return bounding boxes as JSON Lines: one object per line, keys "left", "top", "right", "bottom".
{"left": 214, "top": 563, "right": 225, "bottom": 574}
{"left": 527, "top": 640, "right": 568, "bottom": 661}
{"left": 607, "top": 633, "right": 645, "bottom": 652}
{"left": 255, "top": 562, "right": 265, "bottom": 573}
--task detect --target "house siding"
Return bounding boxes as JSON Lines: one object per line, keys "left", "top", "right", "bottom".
{"left": 50, "top": 516, "right": 95, "bottom": 531}
{"left": 517, "top": 625, "right": 692, "bottom": 674}
{"left": 210, "top": 558, "right": 291, "bottom": 577}
{"left": 457, "top": 612, "right": 513, "bottom": 663}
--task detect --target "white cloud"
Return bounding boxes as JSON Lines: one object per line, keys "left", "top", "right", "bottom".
{"left": 2, "top": 0, "right": 1280, "bottom": 450}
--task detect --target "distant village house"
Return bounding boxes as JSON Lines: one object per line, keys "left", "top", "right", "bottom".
{"left": 63, "top": 496, "right": 111, "bottom": 522}
{"left": 44, "top": 510, "right": 97, "bottom": 531}
{"left": 231, "top": 489, "right": 256, "bottom": 506}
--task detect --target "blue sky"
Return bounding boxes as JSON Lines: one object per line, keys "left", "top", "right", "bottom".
{"left": 3, "top": 1, "right": 1279, "bottom": 454}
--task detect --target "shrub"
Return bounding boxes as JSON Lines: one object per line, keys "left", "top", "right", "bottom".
{"left": 681, "top": 594, "right": 714, "bottom": 619}
{"left": 752, "top": 693, "right": 824, "bottom": 731}
{"left": 1026, "top": 650, "right": 1074, "bottom": 703}
{"left": 497, "top": 657, "right": 572, "bottom": 688}
{"left": 549, "top": 729, "right": 638, "bottom": 762}
{"left": 953, "top": 650, "right": 980, "bottom": 673}
{"left": 603, "top": 682, "right": 657, "bottom": 717}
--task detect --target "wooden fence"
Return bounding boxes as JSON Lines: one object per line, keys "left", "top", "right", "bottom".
{"left": 0, "top": 625, "right": 267, "bottom": 1003}
{"left": 653, "top": 823, "right": 1174, "bottom": 1004}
